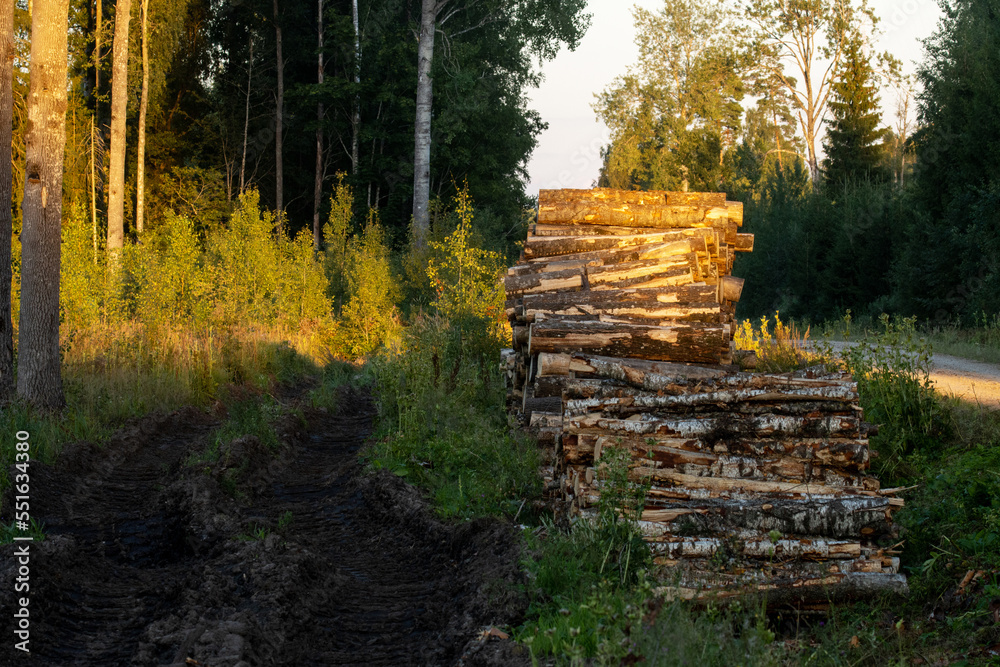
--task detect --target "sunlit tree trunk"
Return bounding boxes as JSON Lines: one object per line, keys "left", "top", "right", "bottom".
{"left": 273, "top": 0, "right": 283, "bottom": 218}
{"left": 239, "top": 38, "right": 252, "bottom": 193}
{"left": 313, "top": 0, "right": 324, "bottom": 251}
{"left": 350, "top": 0, "right": 359, "bottom": 175}
{"left": 107, "top": 0, "right": 131, "bottom": 251}
{"left": 19, "top": 0, "right": 70, "bottom": 408}
{"left": 91, "top": 0, "right": 100, "bottom": 259}
{"left": 0, "top": 0, "right": 15, "bottom": 396}
{"left": 135, "top": 0, "right": 148, "bottom": 235}
{"left": 412, "top": 0, "right": 440, "bottom": 248}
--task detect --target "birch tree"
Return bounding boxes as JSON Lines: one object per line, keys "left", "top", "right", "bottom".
{"left": 410, "top": 0, "right": 589, "bottom": 248}
{"left": 19, "top": 0, "right": 70, "bottom": 407}
{"left": 741, "top": 0, "right": 876, "bottom": 185}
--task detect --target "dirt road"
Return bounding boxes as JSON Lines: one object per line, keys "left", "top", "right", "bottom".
{"left": 1, "top": 389, "right": 528, "bottom": 666}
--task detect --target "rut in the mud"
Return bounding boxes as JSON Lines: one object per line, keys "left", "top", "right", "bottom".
{"left": 1, "top": 388, "right": 528, "bottom": 666}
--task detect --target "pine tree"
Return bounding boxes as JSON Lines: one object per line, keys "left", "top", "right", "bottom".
{"left": 822, "top": 34, "right": 889, "bottom": 187}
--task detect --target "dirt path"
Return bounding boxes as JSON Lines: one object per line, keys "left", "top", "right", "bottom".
{"left": 1, "top": 389, "right": 528, "bottom": 666}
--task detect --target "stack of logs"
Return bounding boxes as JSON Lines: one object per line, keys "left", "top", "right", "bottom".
{"left": 503, "top": 188, "right": 907, "bottom": 604}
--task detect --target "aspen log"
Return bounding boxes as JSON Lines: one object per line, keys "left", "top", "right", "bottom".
{"left": 538, "top": 202, "right": 728, "bottom": 229}
{"left": 570, "top": 444, "right": 863, "bottom": 487}
{"left": 504, "top": 268, "right": 584, "bottom": 297}
{"left": 725, "top": 200, "right": 744, "bottom": 226}
{"left": 734, "top": 233, "right": 754, "bottom": 252}
{"left": 721, "top": 275, "right": 744, "bottom": 303}
{"left": 563, "top": 434, "right": 870, "bottom": 470}
{"left": 565, "top": 412, "right": 861, "bottom": 440}
{"left": 522, "top": 289, "right": 724, "bottom": 324}
{"left": 529, "top": 319, "right": 730, "bottom": 364}
{"left": 654, "top": 570, "right": 907, "bottom": 605}
{"left": 586, "top": 259, "right": 698, "bottom": 290}
{"left": 646, "top": 536, "right": 863, "bottom": 561}
{"left": 625, "top": 495, "right": 896, "bottom": 538}
{"left": 535, "top": 352, "right": 730, "bottom": 381}
{"left": 632, "top": 468, "right": 880, "bottom": 496}
{"left": 523, "top": 233, "right": 693, "bottom": 260}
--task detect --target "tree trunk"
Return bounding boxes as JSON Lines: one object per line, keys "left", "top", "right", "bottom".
{"left": 520, "top": 289, "right": 724, "bottom": 324}
{"left": 411, "top": 0, "right": 438, "bottom": 248}
{"left": 239, "top": 38, "right": 252, "bottom": 194}
{"left": 19, "top": 0, "right": 70, "bottom": 408}
{"left": 135, "top": 0, "right": 148, "bottom": 236}
{"left": 0, "top": 0, "right": 14, "bottom": 396}
{"left": 313, "top": 0, "right": 324, "bottom": 251}
{"left": 351, "top": 0, "right": 359, "bottom": 175}
{"left": 273, "top": 0, "right": 283, "bottom": 218}
{"left": 106, "top": 0, "right": 131, "bottom": 251}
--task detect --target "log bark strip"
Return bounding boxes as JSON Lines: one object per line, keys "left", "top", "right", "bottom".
{"left": 563, "top": 433, "right": 870, "bottom": 470}
{"left": 565, "top": 412, "right": 861, "bottom": 439}
{"left": 529, "top": 319, "right": 730, "bottom": 364}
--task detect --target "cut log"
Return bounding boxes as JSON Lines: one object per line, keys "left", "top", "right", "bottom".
{"left": 632, "top": 468, "right": 880, "bottom": 496}
{"left": 725, "top": 200, "right": 743, "bottom": 227}
{"left": 563, "top": 384, "right": 860, "bottom": 414}
{"left": 565, "top": 412, "right": 861, "bottom": 439}
{"left": 734, "top": 233, "right": 754, "bottom": 252}
{"left": 535, "top": 352, "right": 730, "bottom": 381}
{"left": 624, "top": 495, "right": 897, "bottom": 538}
{"left": 524, "top": 233, "right": 693, "bottom": 260}
{"left": 538, "top": 202, "right": 724, "bottom": 229}
{"left": 721, "top": 275, "right": 744, "bottom": 303}
{"left": 666, "top": 192, "right": 728, "bottom": 207}
{"left": 646, "top": 535, "right": 863, "bottom": 560}
{"left": 569, "top": 445, "right": 864, "bottom": 487}
{"left": 529, "top": 319, "right": 730, "bottom": 364}
{"left": 562, "top": 434, "right": 870, "bottom": 470}
{"left": 504, "top": 268, "right": 584, "bottom": 297}
{"left": 521, "top": 289, "right": 724, "bottom": 324}
{"left": 586, "top": 259, "right": 698, "bottom": 290}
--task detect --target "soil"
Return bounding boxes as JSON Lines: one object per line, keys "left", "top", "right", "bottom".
{"left": 1, "top": 387, "right": 532, "bottom": 666}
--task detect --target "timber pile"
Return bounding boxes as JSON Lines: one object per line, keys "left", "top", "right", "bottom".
{"left": 502, "top": 188, "right": 907, "bottom": 605}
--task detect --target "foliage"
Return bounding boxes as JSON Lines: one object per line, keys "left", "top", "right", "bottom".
{"left": 426, "top": 185, "right": 508, "bottom": 352}
{"left": 594, "top": 0, "right": 745, "bottom": 191}
{"left": 339, "top": 209, "right": 401, "bottom": 359}
{"left": 840, "top": 314, "right": 946, "bottom": 483}
{"left": 734, "top": 310, "right": 827, "bottom": 372}
{"left": 366, "top": 314, "right": 539, "bottom": 520}
{"left": 519, "top": 444, "right": 651, "bottom": 660}
{"left": 822, "top": 33, "right": 891, "bottom": 187}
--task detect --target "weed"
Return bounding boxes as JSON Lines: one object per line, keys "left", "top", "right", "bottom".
{"left": 0, "top": 517, "right": 45, "bottom": 544}
{"left": 735, "top": 310, "right": 828, "bottom": 372}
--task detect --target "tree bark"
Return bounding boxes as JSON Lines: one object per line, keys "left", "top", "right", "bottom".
{"left": 135, "top": 0, "right": 148, "bottom": 236}
{"left": 239, "top": 38, "right": 252, "bottom": 194}
{"left": 520, "top": 289, "right": 724, "bottom": 324}
{"left": 565, "top": 412, "right": 861, "bottom": 441}
{"left": 411, "top": 0, "right": 438, "bottom": 248}
{"left": 273, "top": 0, "right": 284, "bottom": 218}
{"left": 19, "top": 0, "right": 70, "bottom": 408}
{"left": 0, "top": 0, "right": 14, "bottom": 396}
{"left": 529, "top": 319, "right": 731, "bottom": 364}
{"left": 313, "top": 0, "right": 324, "bottom": 251}
{"left": 107, "top": 0, "right": 132, "bottom": 251}
{"left": 351, "top": 0, "right": 359, "bottom": 175}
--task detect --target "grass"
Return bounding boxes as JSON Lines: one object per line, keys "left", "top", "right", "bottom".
{"left": 735, "top": 311, "right": 830, "bottom": 372}
{"left": 364, "top": 313, "right": 540, "bottom": 520}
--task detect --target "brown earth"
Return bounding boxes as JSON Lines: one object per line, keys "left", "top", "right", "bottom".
{"left": 1, "top": 388, "right": 532, "bottom": 666}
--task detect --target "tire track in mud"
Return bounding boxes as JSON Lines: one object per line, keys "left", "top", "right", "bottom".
{"left": 1, "top": 389, "right": 528, "bottom": 666}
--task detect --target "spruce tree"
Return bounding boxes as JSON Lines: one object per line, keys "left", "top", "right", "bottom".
{"left": 822, "top": 34, "right": 889, "bottom": 187}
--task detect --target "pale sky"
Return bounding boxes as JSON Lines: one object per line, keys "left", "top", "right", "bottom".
{"left": 524, "top": 0, "right": 943, "bottom": 195}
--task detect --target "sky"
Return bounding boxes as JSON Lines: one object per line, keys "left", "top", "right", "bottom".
{"left": 523, "top": 0, "right": 944, "bottom": 196}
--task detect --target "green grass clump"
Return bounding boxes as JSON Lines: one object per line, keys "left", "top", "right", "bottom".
{"left": 366, "top": 313, "right": 537, "bottom": 519}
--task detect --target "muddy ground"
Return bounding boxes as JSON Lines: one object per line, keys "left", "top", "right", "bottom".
{"left": 1, "top": 388, "right": 531, "bottom": 666}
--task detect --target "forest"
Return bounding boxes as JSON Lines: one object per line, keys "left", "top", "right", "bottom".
{"left": 1, "top": 0, "right": 1000, "bottom": 664}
